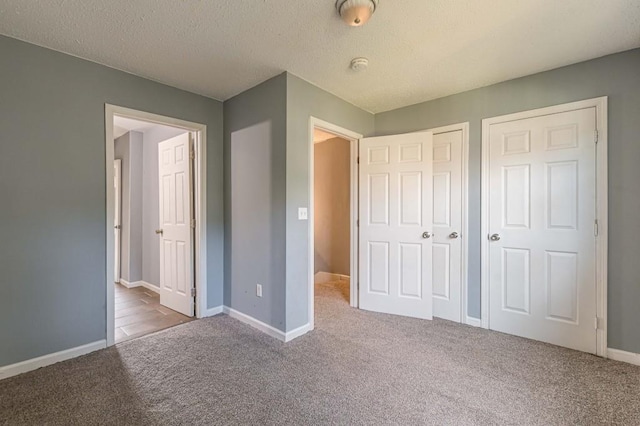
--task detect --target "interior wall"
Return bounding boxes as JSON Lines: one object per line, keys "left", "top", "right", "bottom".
{"left": 224, "top": 74, "right": 287, "bottom": 331}
{"left": 0, "top": 34, "right": 224, "bottom": 367}
{"left": 141, "top": 126, "right": 189, "bottom": 288}
{"left": 374, "top": 48, "right": 640, "bottom": 354}
{"left": 314, "top": 137, "right": 351, "bottom": 276}
{"left": 286, "top": 73, "right": 375, "bottom": 331}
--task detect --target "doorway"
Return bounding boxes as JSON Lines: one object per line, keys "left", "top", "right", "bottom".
{"left": 105, "top": 105, "right": 208, "bottom": 346}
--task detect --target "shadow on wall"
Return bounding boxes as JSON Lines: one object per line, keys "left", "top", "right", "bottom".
{"left": 230, "top": 120, "right": 285, "bottom": 328}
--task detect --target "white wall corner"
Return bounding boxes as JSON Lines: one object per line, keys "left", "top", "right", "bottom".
{"left": 202, "top": 306, "right": 224, "bottom": 318}
{"left": 607, "top": 348, "right": 640, "bottom": 366}
{"left": 222, "top": 306, "right": 286, "bottom": 342}
{"left": 139, "top": 281, "right": 160, "bottom": 294}
{"left": 0, "top": 340, "right": 107, "bottom": 381}
{"left": 285, "top": 323, "right": 312, "bottom": 342}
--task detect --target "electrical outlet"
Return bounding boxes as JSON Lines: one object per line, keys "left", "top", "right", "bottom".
{"left": 256, "top": 284, "right": 262, "bottom": 297}
{"left": 298, "top": 207, "right": 308, "bottom": 220}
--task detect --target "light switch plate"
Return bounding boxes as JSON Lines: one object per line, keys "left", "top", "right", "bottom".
{"left": 298, "top": 207, "right": 308, "bottom": 220}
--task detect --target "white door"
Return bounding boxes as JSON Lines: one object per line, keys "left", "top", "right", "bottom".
{"left": 158, "top": 133, "right": 194, "bottom": 317}
{"left": 113, "top": 159, "right": 122, "bottom": 283}
{"left": 359, "top": 132, "right": 434, "bottom": 319}
{"left": 432, "top": 130, "right": 463, "bottom": 322}
{"left": 486, "top": 107, "right": 597, "bottom": 353}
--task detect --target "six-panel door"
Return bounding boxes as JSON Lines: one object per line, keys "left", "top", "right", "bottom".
{"left": 158, "top": 133, "right": 195, "bottom": 317}
{"left": 358, "top": 132, "right": 434, "bottom": 319}
{"left": 487, "top": 108, "right": 597, "bottom": 353}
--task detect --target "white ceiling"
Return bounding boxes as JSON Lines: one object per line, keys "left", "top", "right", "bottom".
{"left": 1, "top": 1, "right": 639, "bottom": 113}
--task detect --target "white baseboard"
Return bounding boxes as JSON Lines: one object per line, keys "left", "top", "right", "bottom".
{"left": 285, "top": 323, "right": 312, "bottom": 342}
{"left": 0, "top": 340, "right": 106, "bottom": 381}
{"left": 140, "top": 281, "right": 160, "bottom": 294}
{"left": 314, "top": 271, "right": 350, "bottom": 284}
{"left": 119, "top": 279, "right": 159, "bottom": 294}
{"left": 607, "top": 348, "right": 640, "bottom": 366}
{"left": 465, "top": 316, "right": 482, "bottom": 328}
{"left": 202, "top": 305, "right": 224, "bottom": 318}
{"left": 223, "top": 306, "right": 286, "bottom": 341}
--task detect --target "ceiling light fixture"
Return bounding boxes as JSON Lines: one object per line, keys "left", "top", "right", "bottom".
{"left": 336, "top": 0, "right": 379, "bottom": 27}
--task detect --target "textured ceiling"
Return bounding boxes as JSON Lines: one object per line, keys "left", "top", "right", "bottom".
{"left": 1, "top": 1, "right": 639, "bottom": 113}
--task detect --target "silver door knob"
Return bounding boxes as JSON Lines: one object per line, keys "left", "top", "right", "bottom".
{"left": 489, "top": 233, "right": 501, "bottom": 241}
{"left": 155, "top": 229, "right": 164, "bottom": 236}
{"left": 449, "top": 232, "right": 459, "bottom": 239}
{"left": 422, "top": 232, "right": 432, "bottom": 239}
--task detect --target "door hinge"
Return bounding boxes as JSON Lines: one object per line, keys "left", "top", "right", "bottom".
{"left": 594, "top": 129, "right": 599, "bottom": 144}
{"left": 191, "top": 218, "right": 196, "bottom": 228}
{"left": 357, "top": 157, "right": 360, "bottom": 164}
{"left": 191, "top": 287, "right": 196, "bottom": 298}
{"left": 357, "top": 219, "right": 359, "bottom": 227}
{"left": 594, "top": 317, "right": 599, "bottom": 330}
{"left": 594, "top": 219, "right": 599, "bottom": 237}
{"left": 190, "top": 149, "right": 195, "bottom": 160}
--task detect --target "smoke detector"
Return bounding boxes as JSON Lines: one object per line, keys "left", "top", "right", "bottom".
{"left": 336, "top": 0, "right": 379, "bottom": 27}
{"left": 350, "top": 57, "right": 369, "bottom": 72}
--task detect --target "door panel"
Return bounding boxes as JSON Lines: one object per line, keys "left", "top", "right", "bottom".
{"left": 359, "top": 132, "right": 433, "bottom": 319}
{"left": 432, "top": 131, "right": 463, "bottom": 322}
{"left": 487, "top": 107, "right": 597, "bottom": 353}
{"left": 158, "top": 133, "right": 194, "bottom": 317}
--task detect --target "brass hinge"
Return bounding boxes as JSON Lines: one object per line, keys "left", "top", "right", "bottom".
{"left": 191, "top": 287, "right": 196, "bottom": 297}
{"left": 357, "top": 157, "right": 360, "bottom": 164}
{"left": 191, "top": 218, "right": 196, "bottom": 228}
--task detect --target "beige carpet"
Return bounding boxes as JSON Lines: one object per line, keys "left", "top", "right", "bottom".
{"left": 1, "top": 281, "right": 640, "bottom": 425}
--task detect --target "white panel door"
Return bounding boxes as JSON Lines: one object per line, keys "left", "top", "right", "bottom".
{"left": 158, "top": 133, "right": 194, "bottom": 317}
{"left": 487, "top": 108, "right": 597, "bottom": 353}
{"left": 432, "top": 131, "right": 463, "bottom": 322}
{"left": 113, "top": 159, "right": 122, "bottom": 283}
{"left": 359, "top": 132, "right": 434, "bottom": 319}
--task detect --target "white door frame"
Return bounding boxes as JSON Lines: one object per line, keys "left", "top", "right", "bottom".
{"left": 308, "top": 117, "right": 363, "bottom": 330}
{"left": 105, "top": 104, "right": 208, "bottom": 346}
{"left": 113, "top": 159, "right": 122, "bottom": 283}
{"left": 424, "top": 123, "right": 471, "bottom": 325}
{"left": 481, "top": 97, "right": 608, "bottom": 357}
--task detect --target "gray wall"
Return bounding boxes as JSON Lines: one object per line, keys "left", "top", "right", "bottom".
{"left": 286, "top": 74, "right": 375, "bottom": 331}
{"left": 314, "top": 138, "right": 351, "bottom": 276}
{"left": 141, "top": 126, "right": 188, "bottom": 288}
{"left": 0, "top": 35, "right": 224, "bottom": 367}
{"left": 375, "top": 48, "right": 640, "bottom": 353}
{"left": 224, "top": 74, "right": 287, "bottom": 331}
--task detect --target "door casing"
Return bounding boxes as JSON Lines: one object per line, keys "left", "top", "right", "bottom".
{"left": 105, "top": 104, "right": 208, "bottom": 347}
{"left": 480, "top": 97, "right": 608, "bottom": 357}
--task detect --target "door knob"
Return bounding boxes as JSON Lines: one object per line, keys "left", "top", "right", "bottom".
{"left": 449, "top": 232, "right": 459, "bottom": 239}
{"left": 422, "top": 232, "right": 432, "bottom": 239}
{"left": 155, "top": 229, "right": 164, "bottom": 236}
{"left": 489, "top": 233, "right": 501, "bottom": 241}
{"left": 114, "top": 225, "right": 121, "bottom": 230}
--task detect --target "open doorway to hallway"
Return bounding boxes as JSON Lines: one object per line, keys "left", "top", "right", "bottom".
{"left": 106, "top": 105, "right": 208, "bottom": 346}
{"left": 112, "top": 116, "right": 195, "bottom": 343}
{"left": 313, "top": 129, "right": 352, "bottom": 305}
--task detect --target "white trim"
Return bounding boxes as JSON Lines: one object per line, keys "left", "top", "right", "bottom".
{"left": 308, "top": 117, "right": 363, "bottom": 331}
{"left": 0, "top": 340, "right": 106, "bottom": 381}
{"left": 465, "top": 316, "right": 482, "bottom": 328}
{"left": 314, "top": 271, "right": 350, "bottom": 284}
{"left": 203, "top": 305, "right": 224, "bottom": 317}
{"left": 105, "top": 104, "right": 208, "bottom": 347}
{"left": 480, "top": 97, "right": 608, "bottom": 357}
{"left": 140, "top": 281, "right": 160, "bottom": 294}
{"left": 285, "top": 323, "right": 312, "bottom": 342}
{"left": 117, "top": 280, "right": 159, "bottom": 294}
{"left": 222, "top": 306, "right": 311, "bottom": 342}
{"left": 223, "top": 306, "right": 286, "bottom": 341}
{"left": 425, "top": 122, "right": 470, "bottom": 324}
{"left": 118, "top": 278, "right": 137, "bottom": 288}
{"left": 607, "top": 348, "right": 640, "bottom": 366}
